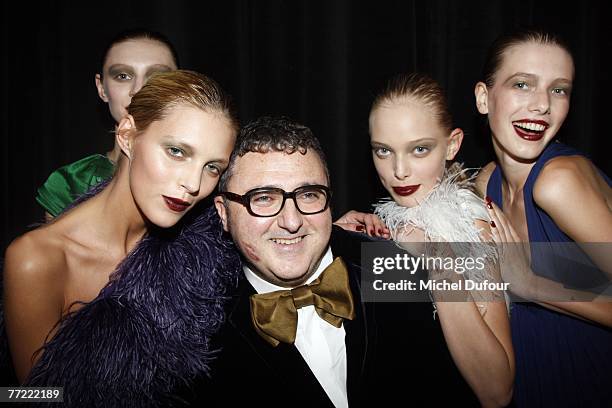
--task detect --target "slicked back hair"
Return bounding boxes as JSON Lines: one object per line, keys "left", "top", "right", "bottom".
{"left": 481, "top": 28, "right": 574, "bottom": 88}
{"left": 371, "top": 72, "right": 453, "bottom": 133}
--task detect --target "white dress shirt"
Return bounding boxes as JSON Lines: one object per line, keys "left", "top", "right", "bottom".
{"left": 244, "top": 247, "right": 349, "bottom": 408}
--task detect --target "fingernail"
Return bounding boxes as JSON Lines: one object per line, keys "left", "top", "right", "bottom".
{"left": 485, "top": 196, "right": 492, "bottom": 204}
{"left": 356, "top": 225, "right": 365, "bottom": 232}
{"left": 486, "top": 203, "right": 493, "bottom": 210}
{"left": 490, "top": 220, "right": 496, "bottom": 228}
{"left": 377, "top": 228, "right": 382, "bottom": 235}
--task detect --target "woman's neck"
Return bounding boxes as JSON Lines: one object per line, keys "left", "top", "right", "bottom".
{"left": 106, "top": 141, "right": 122, "bottom": 164}
{"left": 91, "top": 160, "right": 148, "bottom": 256}
{"left": 492, "top": 140, "right": 537, "bottom": 204}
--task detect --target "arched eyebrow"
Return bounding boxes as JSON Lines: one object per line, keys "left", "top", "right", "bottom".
{"left": 503, "top": 72, "right": 537, "bottom": 84}
{"left": 106, "top": 64, "right": 173, "bottom": 77}
{"left": 371, "top": 138, "right": 438, "bottom": 150}
{"left": 370, "top": 141, "right": 391, "bottom": 149}
{"left": 107, "top": 64, "right": 135, "bottom": 76}
{"left": 504, "top": 72, "right": 573, "bottom": 86}
{"left": 161, "top": 135, "right": 229, "bottom": 165}
{"left": 145, "top": 65, "right": 173, "bottom": 76}
{"left": 161, "top": 136, "right": 195, "bottom": 156}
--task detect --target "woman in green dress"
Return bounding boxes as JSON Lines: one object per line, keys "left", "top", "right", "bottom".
{"left": 36, "top": 29, "right": 179, "bottom": 219}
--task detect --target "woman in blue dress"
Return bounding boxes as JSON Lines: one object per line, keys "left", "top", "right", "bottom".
{"left": 474, "top": 28, "right": 612, "bottom": 407}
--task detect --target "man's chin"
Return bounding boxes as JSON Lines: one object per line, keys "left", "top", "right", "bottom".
{"left": 269, "top": 268, "right": 313, "bottom": 288}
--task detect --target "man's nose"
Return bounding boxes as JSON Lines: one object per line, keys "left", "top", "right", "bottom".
{"left": 276, "top": 198, "right": 304, "bottom": 233}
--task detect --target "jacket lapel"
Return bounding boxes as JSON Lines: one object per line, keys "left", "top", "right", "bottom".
{"left": 342, "top": 259, "right": 375, "bottom": 405}
{"left": 227, "top": 278, "right": 332, "bottom": 405}
{"left": 225, "top": 225, "right": 377, "bottom": 408}
{"left": 329, "top": 226, "right": 379, "bottom": 405}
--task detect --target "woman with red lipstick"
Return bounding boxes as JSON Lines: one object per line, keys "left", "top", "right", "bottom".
{"left": 3, "top": 70, "right": 241, "bottom": 406}
{"left": 371, "top": 73, "right": 514, "bottom": 407}
{"left": 474, "top": 28, "right": 612, "bottom": 407}
{"left": 36, "top": 29, "right": 179, "bottom": 220}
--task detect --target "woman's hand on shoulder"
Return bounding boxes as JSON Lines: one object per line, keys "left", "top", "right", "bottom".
{"left": 3, "top": 231, "right": 65, "bottom": 383}
{"left": 491, "top": 174, "right": 612, "bottom": 326}
{"left": 484, "top": 200, "right": 535, "bottom": 297}
{"left": 334, "top": 210, "right": 390, "bottom": 238}
{"left": 534, "top": 155, "right": 611, "bottom": 242}
{"left": 475, "top": 218, "right": 493, "bottom": 242}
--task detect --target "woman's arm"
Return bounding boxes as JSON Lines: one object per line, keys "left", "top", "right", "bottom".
{"left": 334, "top": 210, "right": 390, "bottom": 238}
{"left": 534, "top": 155, "right": 612, "bottom": 266}
{"left": 487, "top": 180, "right": 612, "bottom": 328}
{"left": 435, "top": 300, "right": 514, "bottom": 407}
{"left": 533, "top": 156, "right": 612, "bottom": 324}
{"left": 3, "top": 233, "right": 65, "bottom": 382}
{"left": 433, "top": 220, "right": 514, "bottom": 408}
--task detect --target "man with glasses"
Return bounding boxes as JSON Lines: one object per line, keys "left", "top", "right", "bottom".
{"left": 210, "top": 116, "right": 375, "bottom": 407}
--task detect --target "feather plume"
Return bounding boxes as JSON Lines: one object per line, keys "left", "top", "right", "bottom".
{"left": 2, "top": 181, "right": 242, "bottom": 407}
{"left": 374, "top": 164, "right": 498, "bottom": 283}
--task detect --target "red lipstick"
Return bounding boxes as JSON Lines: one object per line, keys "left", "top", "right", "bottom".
{"left": 163, "top": 196, "right": 191, "bottom": 212}
{"left": 512, "top": 119, "right": 549, "bottom": 141}
{"left": 393, "top": 185, "right": 420, "bottom": 196}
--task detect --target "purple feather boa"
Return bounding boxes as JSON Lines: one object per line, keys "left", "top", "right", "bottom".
{"left": 12, "top": 182, "right": 242, "bottom": 407}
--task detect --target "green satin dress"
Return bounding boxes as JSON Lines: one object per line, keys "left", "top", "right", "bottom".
{"left": 36, "top": 154, "right": 115, "bottom": 216}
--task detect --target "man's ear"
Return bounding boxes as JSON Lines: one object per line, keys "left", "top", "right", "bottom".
{"left": 474, "top": 82, "right": 489, "bottom": 114}
{"left": 214, "top": 196, "right": 229, "bottom": 232}
{"left": 116, "top": 115, "right": 136, "bottom": 159}
{"left": 95, "top": 73, "right": 109, "bottom": 103}
{"left": 446, "top": 128, "right": 464, "bottom": 160}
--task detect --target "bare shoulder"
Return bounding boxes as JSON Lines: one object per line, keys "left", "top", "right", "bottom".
{"left": 4, "top": 228, "right": 68, "bottom": 382}
{"left": 533, "top": 155, "right": 605, "bottom": 208}
{"left": 533, "top": 155, "right": 611, "bottom": 241}
{"left": 4, "top": 228, "right": 67, "bottom": 294}
{"left": 474, "top": 161, "right": 496, "bottom": 197}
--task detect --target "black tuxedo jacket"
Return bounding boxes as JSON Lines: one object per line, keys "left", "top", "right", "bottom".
{"left": 194, "top": 227, "right": 478, "bottom": 407}
{"left": 199, "top": 226, "right": 376, "bottom": 407}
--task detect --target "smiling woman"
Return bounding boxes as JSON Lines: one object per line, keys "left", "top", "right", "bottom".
{"left": 473, "top": 28, "right": 612, "bottom": 407}
{"left": 3, "top": 70, "right": 241, "bottom": 407}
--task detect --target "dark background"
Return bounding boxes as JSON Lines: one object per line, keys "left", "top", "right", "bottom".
{"left": 1, "top": 0, "right": 610, "bottom": 250}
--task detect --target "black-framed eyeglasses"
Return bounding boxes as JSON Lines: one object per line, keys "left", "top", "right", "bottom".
{"left": 220, "top": 185, "right": 331, "bottom": 217}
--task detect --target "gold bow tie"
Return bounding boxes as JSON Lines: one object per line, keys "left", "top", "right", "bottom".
{"left": 250, "top": 257, "right": 356, "bottom": 347}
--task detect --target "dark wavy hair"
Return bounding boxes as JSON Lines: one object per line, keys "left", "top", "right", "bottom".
{"left": 218, "top": 116, "right": 330, "bottom": 192}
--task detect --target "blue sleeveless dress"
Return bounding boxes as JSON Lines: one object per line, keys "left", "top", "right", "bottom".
{"left": 487, "top": 142, "right": 612, "bottom": 407}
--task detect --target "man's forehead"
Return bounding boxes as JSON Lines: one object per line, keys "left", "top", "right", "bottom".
{"left": 230, "top": 150, "right": 327, "bottom": 190}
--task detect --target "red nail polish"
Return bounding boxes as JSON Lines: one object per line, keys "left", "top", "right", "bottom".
{"left": 490, "top": 220, "right": 496, "bottom": 228}
{"left": 487, "top": 203, "right": 493, "bottom": 210}
{"left": 377, "top": 228, "right": 382, "bottom": 235}
{"left": 485, "top": 196, "right": 492, "bottom": 204}
{"left": 356, "top": 225, "right": 365, "bottom": 232}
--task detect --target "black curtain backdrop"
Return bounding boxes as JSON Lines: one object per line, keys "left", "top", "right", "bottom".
{"left": 1, "top": 0, "right": 610, "bottom": 250}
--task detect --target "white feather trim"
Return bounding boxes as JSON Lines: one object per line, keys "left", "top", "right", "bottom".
{"left": 373, "top": 164, "right": 499, "bottom": 284}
